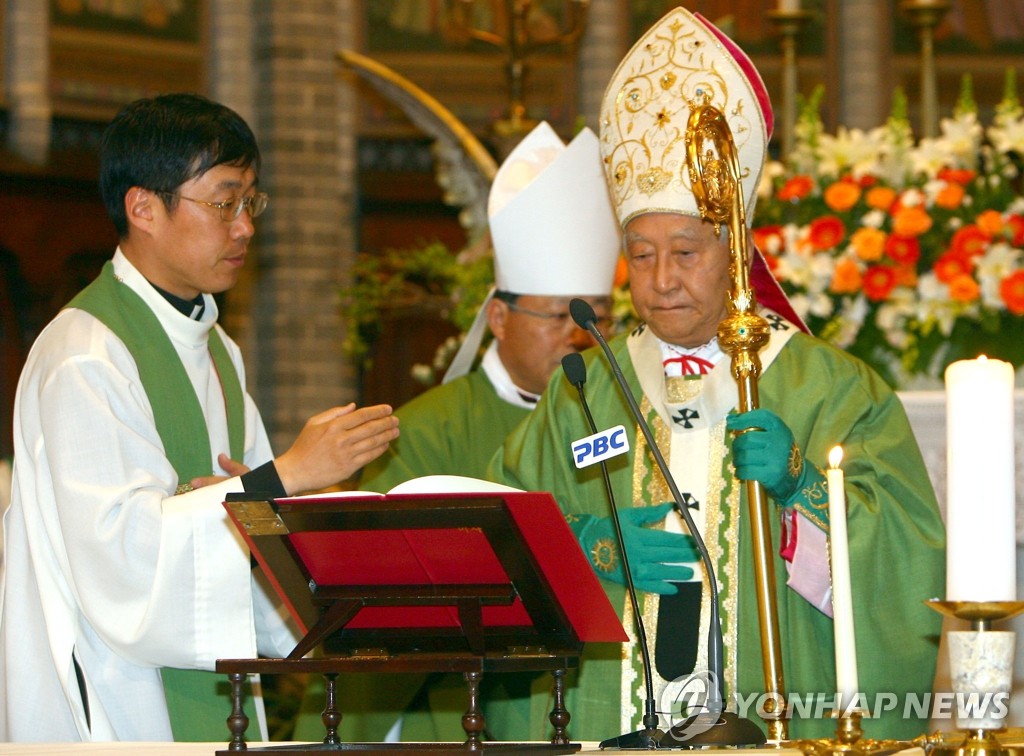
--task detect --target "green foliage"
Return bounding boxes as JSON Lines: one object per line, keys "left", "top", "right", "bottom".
{"left": 340, "top": 240, "right": 494, "bottom": 369}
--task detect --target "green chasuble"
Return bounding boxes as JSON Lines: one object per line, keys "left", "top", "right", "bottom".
{"left": 488, "top": 327, "right": 945, "bottom": 742}
{"left": 293, "top": 369, "right": 531, "bottom": 742}
{"left": 360, "top": 368, "right": 531, "bottom": 493}
{"left": 68, "top": 262, "right": 246, "bottom": 742}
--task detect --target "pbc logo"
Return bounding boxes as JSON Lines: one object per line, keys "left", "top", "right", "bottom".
{"left": 571, "top": 425, "right": 629, "bottom": 469}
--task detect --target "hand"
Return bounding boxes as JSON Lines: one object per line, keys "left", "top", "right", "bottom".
{"left": 727, "top": 408, "right": 813, "bottom": 505}
{"left": 275, "top": 403, "right": 400, "bottom": 495}
{"left": 189, "top": 453, "right": 251, "bottom": 489}
{"left": 573, "top": 503, "right": 698, "bottom": 595}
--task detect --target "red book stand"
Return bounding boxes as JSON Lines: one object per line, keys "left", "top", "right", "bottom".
{"left": 215, "top": 488, "right": 626, "bottom": 754}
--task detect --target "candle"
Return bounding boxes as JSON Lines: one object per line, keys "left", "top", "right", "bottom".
{"left": 944, "top": 356, "right": 1016, "bottom": 601}
{"left": 778, "top": 0, "right": 801, "bottom": 12}
{"left": 827, "top": 445, "right": 859, "bottom": 705}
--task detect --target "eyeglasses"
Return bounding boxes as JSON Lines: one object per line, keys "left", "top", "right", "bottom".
{"left": 162, "top": 191, "right": 269, "bottom": 222}
{"left": 505, "top": 301, "right": 613, "bottom": 331}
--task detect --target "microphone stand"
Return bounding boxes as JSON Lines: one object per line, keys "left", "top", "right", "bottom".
{"left": 561, "top": 353, "right": 660, "bottom": 749}
{"left": 569, "top": 299, "right": 765, "bottom": 748}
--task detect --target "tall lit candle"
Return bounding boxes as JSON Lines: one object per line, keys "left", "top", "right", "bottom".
{"left": 945, "top": 356, "right": 1016, "bottom": 601}
{"left": 827, "top": 446, "right": 859, "bottom": 704}
{"left": 778, "top": 0, "right": 801, "bottom": 11}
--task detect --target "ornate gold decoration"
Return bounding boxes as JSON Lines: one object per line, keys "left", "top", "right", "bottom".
{"left": 447, "top": 0, "right": 590, "bottom": 147}
{"left": 788, "top": 442, "right": 803, "bottom": 480}
{"left": 590, "top": 537, "right": 618, "bottom": 573}
{"left": 598, "top": 6, "right": 769, "bottom": 227}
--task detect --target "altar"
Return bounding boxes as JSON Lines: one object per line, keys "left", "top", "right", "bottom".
{"left": 0, "top": 744, "right": 813, "bottom": 755}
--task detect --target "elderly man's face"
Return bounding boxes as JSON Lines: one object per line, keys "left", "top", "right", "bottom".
{"left": 624, "top": 212, "right": 731, "bottom": 348}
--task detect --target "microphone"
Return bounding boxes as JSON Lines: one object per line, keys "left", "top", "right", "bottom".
{"left": 568, "top": 298, "right": 765, "bottom": 748}
{"left": 561, "top": 352, "right": 659, "bottom": 749}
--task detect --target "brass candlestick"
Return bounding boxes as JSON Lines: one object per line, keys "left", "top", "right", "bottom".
{"left": 447, "top": 0, "right": 589, "bottom": 153}
{"left": 766, "top": 9, "right": 814, "bottom": 159}
{"left": 899, "top": 0, "right": 951, "bottom": 139}
{"left": 785, "top": 702, "right": 932, "bottom": 756}
{"left": 924, "top": 600, "right": 1024, "bottom": 756}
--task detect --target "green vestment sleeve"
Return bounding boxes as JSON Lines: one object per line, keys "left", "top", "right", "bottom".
{"left": 359, "top": 369, "right": 530, "bottom": 493}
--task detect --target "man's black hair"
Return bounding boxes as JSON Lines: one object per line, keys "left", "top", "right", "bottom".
{"left": 493, "top": 290, "right": 521, "bottom": 305}
{"left": 99, "top": 92, "right": 261, "bottom": 238}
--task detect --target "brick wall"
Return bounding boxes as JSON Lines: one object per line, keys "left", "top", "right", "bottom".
{"left": 245, "top": 0, "right": 360, "bottom": 458}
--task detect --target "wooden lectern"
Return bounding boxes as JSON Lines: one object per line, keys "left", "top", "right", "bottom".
{"left": 216, "top": 486, "right": 627, "bottom": 754}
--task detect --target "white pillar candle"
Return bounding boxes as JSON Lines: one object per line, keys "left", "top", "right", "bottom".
{"left": 827, "top": 446, "right": 859, "bottom": 704}
{"left": 945, "top": 356, "right": 1016, "bottom": 601}
{"left": 778, "top": 0, "right": 801, "bottom": 11}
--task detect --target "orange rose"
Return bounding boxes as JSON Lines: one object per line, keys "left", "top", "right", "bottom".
{"left": 777, "top": 175, "right": 814, "bottom": 202}
{"left": 947, "top": 274, "right": 980, "bottom": 303}
{"left": 976, "top": 209, "right": 1004, "bottom": 237}
{"left": 862, "top": 265, "right": 898, "bottom": 301}
{"left": 934, "top": 252, "right": 972, "bottom": 284}
{"left": 830, "top": 258, "right": 862, "bottom": 294}
{"left": 934, "top": 182, "right": 965, "bottom": 211}
{"left": 1007, "top": 214, "right": 1024, "bottom": 246}
{"left": 824, "top": 180, "right": 861, "bottom": 212}
{"left": 850, "top": 227, "right": 886, "bottom": 261}
{"left": 894, "top": 265, "right": 918, "bottom": 287}
{"left": 938, "top": 167, "right": 976, "bottom": 186}
{"left": 949, "top": 225, "right": 990, "bottom": 259}
{"left": 866, "top": 186, "right": 897, "bottom": 211}
{"left": 891, "top": 205, "right": 933, "bottom": 237}
{"left": 1000, "top": 270, "right": 1024, "bottom": 315}
{"left": 884, "top": 234, "right": 921, "bottom": 266}
{"left": 808, "top": 215, "right": 846, "bottom": 251}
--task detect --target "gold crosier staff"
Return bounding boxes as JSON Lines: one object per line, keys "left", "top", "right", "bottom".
{"left": 684, "top": 99, "right": 789, "bottom": 742}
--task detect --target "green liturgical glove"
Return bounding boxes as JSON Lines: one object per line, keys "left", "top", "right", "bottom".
{"left": 726, "top": 408, "right": 827, "bottom": 519}
{"left": 569, "top": 502, "right": 698, "bottom": 595}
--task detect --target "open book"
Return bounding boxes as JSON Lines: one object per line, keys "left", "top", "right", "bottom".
{"left": 289, "top": 474, "right": 525, "bottom": 500}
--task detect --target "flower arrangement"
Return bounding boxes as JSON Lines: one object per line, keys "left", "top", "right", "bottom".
{"left": 753, "top": 73, "right": 1024, "bottom": 388}
{"left": 341, "top": 237, "right": 494, "bottom": 374}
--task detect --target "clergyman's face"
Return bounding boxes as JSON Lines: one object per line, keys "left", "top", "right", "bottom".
{"left": 136, "top": 163, "right": 258, "bottom": 299}
{"left": 623, "top": 212, "right": 731, "bottom": 348}
{"left": 489, "top": 294, "right": 612, "bottom": 395}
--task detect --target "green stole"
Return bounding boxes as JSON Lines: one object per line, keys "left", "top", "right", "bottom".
{"left": 68, "top": 261, "right": 245, "bottom": 741}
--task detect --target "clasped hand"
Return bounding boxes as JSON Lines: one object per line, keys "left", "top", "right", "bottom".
{"left": 727, "top": 407, "right": 815, "bottom": 506}
{"left": 575, "top": 503, "right": 699, "bottom": 595}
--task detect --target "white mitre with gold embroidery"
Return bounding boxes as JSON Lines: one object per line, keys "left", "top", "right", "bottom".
{"left": 598, "top": 6, "right": 773, "bottom": 229}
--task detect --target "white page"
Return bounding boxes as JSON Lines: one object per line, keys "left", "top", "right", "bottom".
{"left": 387, "top": 474, "right": 523, "bottom": 495}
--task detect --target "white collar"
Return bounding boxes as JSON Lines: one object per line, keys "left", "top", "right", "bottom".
{"left": 481, "top": 341, "right": 540, "bottom": 410}
{"left": 111, "top": 248, "right": 219, "bottom": 349}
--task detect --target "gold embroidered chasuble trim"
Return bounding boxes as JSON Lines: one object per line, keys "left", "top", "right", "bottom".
{"left": 618, "top": 312, "right": 796, "bottom": 731}
{"left": 621, "top": 389, "right": 740, "bottom": 730}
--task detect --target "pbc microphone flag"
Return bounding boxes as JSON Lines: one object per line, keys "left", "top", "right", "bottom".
{"left": 571, "top": 425, "right": 629, "bottom": 469}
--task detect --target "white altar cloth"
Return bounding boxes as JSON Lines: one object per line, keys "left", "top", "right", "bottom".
{"left": 0, "top": 744, "right": 840, "bottom": 755}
